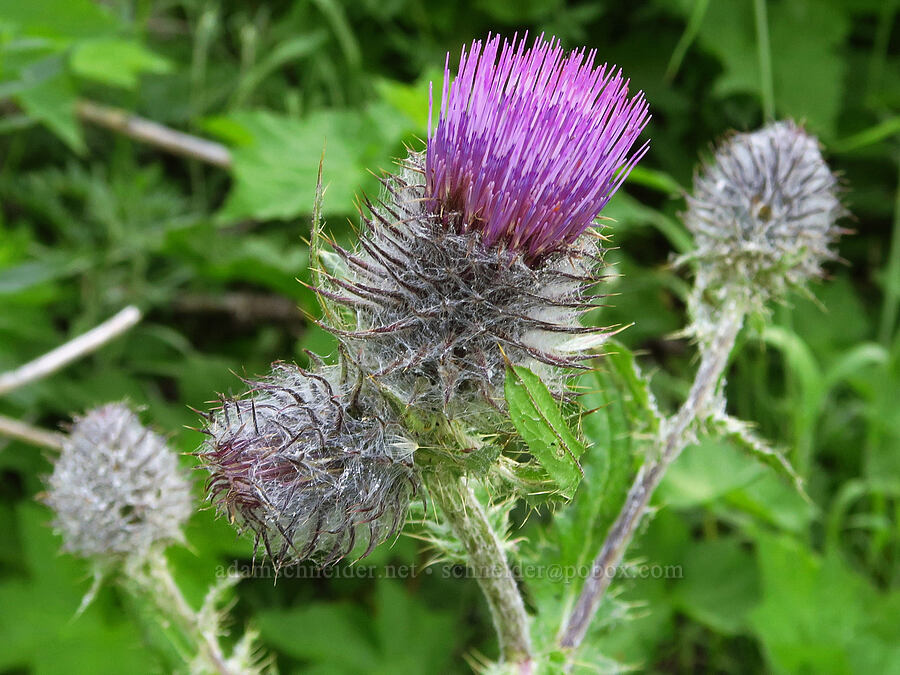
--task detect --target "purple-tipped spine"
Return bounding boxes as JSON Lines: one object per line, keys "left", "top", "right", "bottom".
{"left": 426, "top": 33, "right": 650, "bottom": 262}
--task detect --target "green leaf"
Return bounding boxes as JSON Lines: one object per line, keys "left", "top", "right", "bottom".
{"left": 711, "top": 413, "right": 808, "bottom": 501}
{"left": 230, "top": 31, "right": 329, "bottom": 107}
{"left": 374, "top": 68, "right": 442, "bottom": 133}
{"left": 0, "top": 0, "right": 117, "bottom": 41}
{"left": 257, "top": 581, "right": 458, "bottom": 674}
{"left": 70, "top": 38, "right": 171, "bottom": 89}
{"left": 209, "top": 106, "right": 411, "bottom": 221}
{"left": 749, "top": 533, "right": 900, "bottom": 674}
{"left": 687, "top": 0, "right": 849, "bottom": 137}
{"left": 602, "top": 191, "right": 693, "bottom": 254}
{"left": 15, "top": 55, "right": 84, "bottom": 153}
{"left": 671, "top": 537, "right": 759, "bottom": 635}
{"left": 660, "top": 438, "right": 764, "bottom": 509}
{"left": 504, "top": 365, "right": 586, "bottom": 499}
{"left": 0, "top": 504, "right": 154, "bottom": 674}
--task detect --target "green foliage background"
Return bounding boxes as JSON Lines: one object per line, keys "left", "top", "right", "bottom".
{"left": 0, "top": 0, "right": 898, "bottom": 672}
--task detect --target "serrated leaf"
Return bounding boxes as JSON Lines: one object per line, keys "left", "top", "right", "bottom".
{"left": 504, "top": 365, "right": 586, "bottom": 499}
{"left": 712, "top": 413, "right": 808, "bottom": 502}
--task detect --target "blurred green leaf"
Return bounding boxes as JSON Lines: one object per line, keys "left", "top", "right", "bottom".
{"left": 257, "top": 581, "right": 457, "bottom": 674}
{"left": 749, "top": 533, "right": 900, "bottom": 674}
{"left": 660, "top": 438, "right": 763, "bottom": 508}
{"left": 0, "top": 0, "right": 116, "bottom": 41}
{"left": 209, "top": 106, "right": 411, "bottom": 221}
{"left": 70, "top": 38, "right": 172, "bottom": 89}
{"left": 0, "top": 503, "right": 154, "bottom": 674}
{"left": 688, "top": 0, "right": 849, "bottom": 137}
{"left": 672, "top": 537, "right": 759, "bottom": 635}
{"left": 16, "top": 59, "right": 84, "bottom": 153}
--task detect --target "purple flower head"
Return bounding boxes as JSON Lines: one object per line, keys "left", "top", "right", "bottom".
{"left": 426, "top": 33, "right": 650, "bottom": 262}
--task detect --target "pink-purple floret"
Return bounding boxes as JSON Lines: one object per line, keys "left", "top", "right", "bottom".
{"left": 425, "top": 34, "right": 651, "bottom": 261}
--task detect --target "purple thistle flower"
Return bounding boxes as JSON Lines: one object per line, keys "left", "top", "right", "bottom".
{"left": 426, "top": 33, "right": 650, "bottom": 262}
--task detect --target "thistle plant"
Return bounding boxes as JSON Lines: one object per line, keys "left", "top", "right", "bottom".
{"left": 198, "top": 33, "right": 652, "bottom": 669}
{"left": 0, "top": 30, "right": 853, "bottom": 675}
{"left": 681, "top": 121, "right": 847, "bottom": 345}
{"left": 684, "top": 121, "right": 844, "bottom": 305}
{"left": 560, "top": 120, "right": 846, "bottom": 651}
{"left": 321, "top": 33, "right": 648, "bottom": 417}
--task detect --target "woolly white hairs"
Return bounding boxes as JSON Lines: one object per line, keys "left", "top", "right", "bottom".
{"left": 685, "top": 120, "right": 845, "bottom": 302}
{"left": 319, "top": 154, "right": 612, "bottom": 417}
{"left": 199, "top": 364, "right": 416, "bottom": 566}
{"left": 45, "top": 403, "right": 192, "bottom": 559}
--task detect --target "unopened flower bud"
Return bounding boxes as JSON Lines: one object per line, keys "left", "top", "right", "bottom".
{"left": 44, "top": 404, "right": 193, "bottom": 560}
{"left": 198, "top": 364, "right": 416, "bottom": 566}
{"left": 684, "top": 120, "right": 845, "bottom": 305}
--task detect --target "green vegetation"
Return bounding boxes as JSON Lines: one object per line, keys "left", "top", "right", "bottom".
{"left": 0, "top": 0, "right": 897, "bottom": 672}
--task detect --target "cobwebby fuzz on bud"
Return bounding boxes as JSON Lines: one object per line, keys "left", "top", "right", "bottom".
{"left": 684, "top": 120, "right": 845, "bottom": 307}
{"left": 319, "top": 34, "right": 650, "bottom": 413}
{"left": 198, "top": 364, "right": 416, "bottom": 566}
{"left": 44, "top": 403, "right": 193, "bottom": 560}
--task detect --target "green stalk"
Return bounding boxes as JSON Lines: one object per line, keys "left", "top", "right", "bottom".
{"left": 559, "top": 301, "right": 744, "bottom": 650}
{"left": 425, "top": 468, "right": 533, "bottom": 669}
{"left": 131, "top": 552, "right": 237, "bottom": 675}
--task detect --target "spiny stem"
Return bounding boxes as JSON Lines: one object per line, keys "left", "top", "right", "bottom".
{"left": 0, "top": 413, "right": 65, "bottom": 451}
{"left": 0, "top": 306, "right": 142, "bottom": 396}
{"left": 559, "top": 302, "right": 744, "bottom": 650}
{"left": 425, "top": 468, "right": 534, "bottom": 671}
{"left": 142, "top": 551, "right": 236, "bottom": 675}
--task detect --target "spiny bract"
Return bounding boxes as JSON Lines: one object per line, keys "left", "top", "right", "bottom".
{"left": 322, "top": 158, "right": 610, "bottom": 416}
{"left": 44, "top": 403, "right": 193, "bottom": 560}
{"left": 199, "top": 364, "right": 416, "bottom": 566}
{"left": 684, "top": 120, "right": 845, "bottom": 303}
{"left": 315, "top": 35, "right": 650, "bottom": 414}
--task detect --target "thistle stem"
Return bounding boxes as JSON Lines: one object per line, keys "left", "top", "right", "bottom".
{"left": 559, "top": 302, "right": 744, "bottom": 650}
{"left": 425, "top": 468, "right": 533, "bottom": 670}
{"left": 141, "top": 552, "right": 236, "bottom": 675}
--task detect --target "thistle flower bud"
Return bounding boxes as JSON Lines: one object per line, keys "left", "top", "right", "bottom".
{"left": 198, "top": 364, "right": 416, "bottom": 566}
{"left": 319, "top": 34, "right": 650, "bottom": 413}
{"left": 684, "top": 120, "right": 845, "bottom": 305}
{"left": 44, "top": 404, "right": 193, "bottom": 560}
